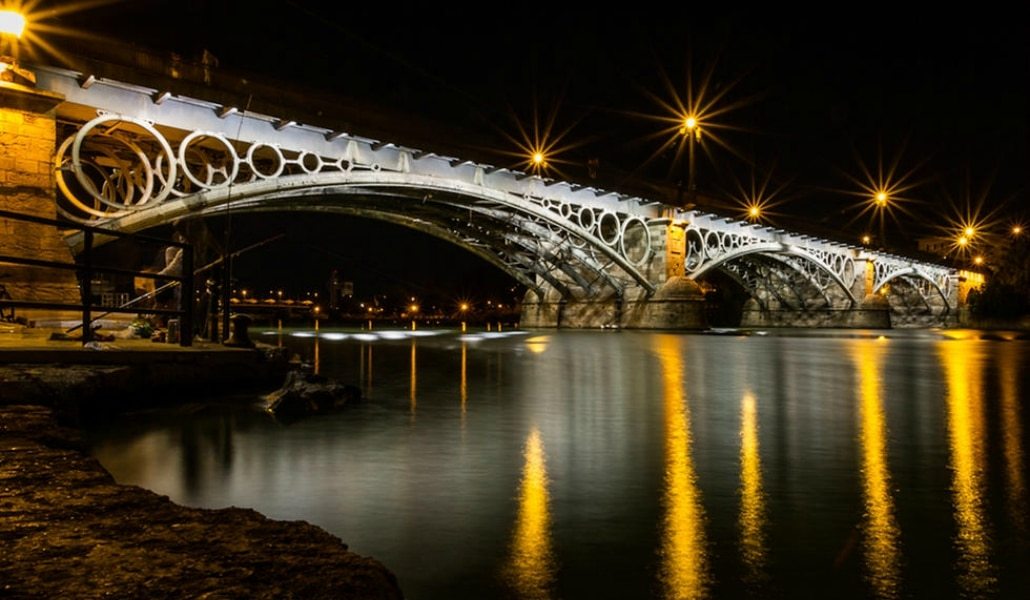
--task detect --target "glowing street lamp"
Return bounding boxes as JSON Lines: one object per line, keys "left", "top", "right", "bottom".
{"left": 747, "top": 205, "right": 761, "bottom": 221}
{"left": 0, "top": 8, "right": 34, "bottom": 86}
{"left": 973, "top": 256, "right": 984, "bottom": 266}
{"left": 861, "top": 234, "right": 872, "bottom": 245}
{"left": 1013, "top": 225, "right": 1023, "bottom": 236}
{"left": 531, "top": 151, "right": 545, "bottom": 168}
{"left": 874, "top": 191, "right": 889, "bottom": 207}
{"left": 0, "top": 10, "right": 26, "bottom": 38}
{"left": 679, "top": 114, "right": 701, "bottom": 197}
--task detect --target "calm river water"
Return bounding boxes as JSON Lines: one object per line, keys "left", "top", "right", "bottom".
{"left": 86, "top": 327, "right": 1030, "bottom": 599}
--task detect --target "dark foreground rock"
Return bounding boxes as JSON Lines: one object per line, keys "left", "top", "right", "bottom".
{"left": 0, "top": 405, "right": 404, "bottom": 599}
{"left": 264, "top": 370, "right": 362, "bottom": 423}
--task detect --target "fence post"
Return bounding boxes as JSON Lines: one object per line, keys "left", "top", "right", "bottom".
{"left": 181, "top": 242, "right": 193, "bottom": 347}
{"left": 81, "top": 230, "right": 93, "bottom": 345}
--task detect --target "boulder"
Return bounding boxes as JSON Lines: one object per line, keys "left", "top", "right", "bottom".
{"left": 264, "top": 370, "right": 361, "bottom": 422}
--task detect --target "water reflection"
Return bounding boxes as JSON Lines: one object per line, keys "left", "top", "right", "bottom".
{"left": 410, "top": 338, "right": 417, "bottom": 415}
{"left": 851, "top": 340, "right": 901, "bottom": 599}
{"left": 504, "top": 427, "right": 557, "bottom": 599}
{"left": 999, "top": 345, "right": 1026, "bottom": 536}
{"left": 653, "top": 334, "right": 710, "bottom": 599}
{"left": 312, "top": 333, "right": 320, "bottom": 375}
{"left": 739, "top": 391, "right": 767, "bottom": 587}
{"left": 939, "top": 340, "right": 996, "bottom": 596}
{"left": 460, "top": 342, "right": 468, "bottom": 418}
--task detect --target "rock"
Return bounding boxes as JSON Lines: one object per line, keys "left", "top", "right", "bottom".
{"left": 264, "top": 370, "right": 361, "bottom": 422}
{"left": 0, "top": 405, "right": 404, "bottom": 600}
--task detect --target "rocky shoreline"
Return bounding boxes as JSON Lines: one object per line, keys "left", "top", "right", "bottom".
{"left": 0, "top": 362, "right": 404, "bottom": 599}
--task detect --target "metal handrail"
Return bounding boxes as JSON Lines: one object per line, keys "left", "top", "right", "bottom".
{"left": 0, "top": 210, "right": 193, "bottom": 346}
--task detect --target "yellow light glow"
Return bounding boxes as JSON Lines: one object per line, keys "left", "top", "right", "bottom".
{"left": 460, "top": 342, "right": 467, "bottom": 417}
{"left": 958, "top": 236, "right": 968, "bottom": 246}
{"left": 531, "top": 151, "right": 545, "bottom": 166}
{"left": 739, "top": 391, "right": 767, "bottom": 584}
{"left": 851, "top": 341, "right": 900, "bottom": 597}
{"left": 525, "top": 335, "right": 549, "bottom": 355}
{"left": 1013, "top": 225, "right": 1023, "bottom": 236}
{"left": 312, "top": 336, "right": 320, "bottom": 376}
{"left": 973, "top": 256, "right": 984, "bottom": 266}
{"left": 862, "top": 235, "right": 871, "bottom": 244}
{"left": 998, "top": 346, "right": 1026, "bottom": 534}
{"left": 0, "top": 10, "right": 26, "bottom": 38}
{"left": 964, "top": 226, "right": 976, "bottom": 237}
{"left": 748, "top": 206, "right": 760, "bottom": 219}
{"left": 874, "top": 191, "right": 888, "bottom": 207}
{"left": 654, "top": 335, "right": 709, "bottom": 598}
{"left": 682, "top": 116, "right": 697, "bottom": 132}
{"left": 409, "top": 340, "right": 417, "bottom": 414}
{"left": 939, "top": 340, "right": 997, "bottom": 595}
{"left": 460, "top": 302, "right": 469, "bottom": 312}
{"left": 504, "top": 427, "right": 557, "bottom": 598}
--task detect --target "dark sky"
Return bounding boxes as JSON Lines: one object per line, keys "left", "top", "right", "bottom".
{"left": 36, "top": 3, "right": 1030, "bottom": 299}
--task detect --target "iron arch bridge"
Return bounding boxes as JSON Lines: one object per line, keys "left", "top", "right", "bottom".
{"left": 36, "top": 65, "right": 959, "bottom": 328}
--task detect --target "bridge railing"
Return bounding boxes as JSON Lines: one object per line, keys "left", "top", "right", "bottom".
{"left": 0, "top": 209, "right": 193, "bottom": 346}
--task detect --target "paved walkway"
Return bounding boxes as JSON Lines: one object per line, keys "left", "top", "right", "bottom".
{"left": 0, "top": 322, "right": 258, "bottom": 364}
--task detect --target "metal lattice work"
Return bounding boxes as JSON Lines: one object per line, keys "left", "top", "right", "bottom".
{"left": 36, "top": 65, "right": 958, "bottom": 313}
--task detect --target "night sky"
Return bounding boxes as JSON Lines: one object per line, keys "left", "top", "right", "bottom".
{"left": 31, "top": 3, "right": 1030, "bottom": 301}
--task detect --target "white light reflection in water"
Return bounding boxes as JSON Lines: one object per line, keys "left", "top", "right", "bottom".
{"left": 998, "top": 345, "right": 1026, "bottom": 536}
{"left": 504, "top": 427, "right": 558, "bottom": 599}
{"left": 738, "top": 390, "right": 767, "bottom": 586}
{"left": 939, "top": 340, "right": 996, "bottom": 596}
{"left": 653, "top": 334, "right": 709, "bottom": 599}
{"left": 851, "top": 339, "right": 901, "bottom": 599}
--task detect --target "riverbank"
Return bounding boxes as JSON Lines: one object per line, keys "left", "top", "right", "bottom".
{"left": 0, "top": 329, "right": 404, "bottom": 599}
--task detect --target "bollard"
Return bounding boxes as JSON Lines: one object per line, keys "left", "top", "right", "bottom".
{"left": 223, "top": 313, "right": 254, "bottom": 348}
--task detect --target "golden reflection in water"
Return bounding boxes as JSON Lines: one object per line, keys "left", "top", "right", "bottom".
{"left": 409, "top": 339, "right": 417, "bottom": 415}
{"left": 851, "top": 340, "right": 901, "bottom": 599}
{"left": 999, "top": 345, "right": 1026, "bottom": 534}
{"left": 366, "top": 344, "right": 373, "bottom": 395}
{"left": 739, "top": 391, "right": 767, "bottom": 584}
{"left": 505, "top": 427, "right": 557, "bottom": 599}
{"left": 460, "top": 342, "right": 468, "bottom": 419}
{"left": 312, "top": 333, "right": 320, "bottom": 376}
{"left": 654, "top": 334, "right": 709, "bottom": 600}
{"left": 939, "top": 340, "right": 996, "bottom": 595}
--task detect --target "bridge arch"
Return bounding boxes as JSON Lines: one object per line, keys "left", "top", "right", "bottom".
{"left": 67, "top": 172, "right": 661, "bottom": 300}
{"left": 687, "top": 242, "right": 859, "bottom": 308}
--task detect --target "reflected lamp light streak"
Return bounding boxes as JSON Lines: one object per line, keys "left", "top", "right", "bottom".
{"left": 504, "top": 427, "right": 557, "bottom": 599}
{"left": 939, "top": 340, "right": 997, "bottom": 596}
{"left": 851, "top": 340, "right": 901, "bottom": 598}
{"left": 653, "top": 334, "right": 709, "bottom": 599}
{"left": 739, "top": 391, "right": 767, "bottom": 584}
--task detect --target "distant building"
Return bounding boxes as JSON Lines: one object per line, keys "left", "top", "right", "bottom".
{"left": 917, "top": 236, "right": 951, "bottom": 258}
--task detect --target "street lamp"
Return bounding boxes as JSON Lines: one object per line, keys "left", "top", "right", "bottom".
{"left": 0, "top": 10, "right": 25, "bottom": 38}
{"left": 679, "top": 114, "right": 701, "bottom": 198}
{"left": 871, "top": 189, "right": 890, "bottom": 247}
{"left": 0, "top": 8, "right": 34, "bottom": 86}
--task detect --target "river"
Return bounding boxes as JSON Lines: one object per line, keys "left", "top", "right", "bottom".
{"left": 86, "top": 327, "right": 1030, "bottom": 599}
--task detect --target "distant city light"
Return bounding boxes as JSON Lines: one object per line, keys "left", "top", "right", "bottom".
{"left": 874, "top": 191, "right": 888, "bottom": 207}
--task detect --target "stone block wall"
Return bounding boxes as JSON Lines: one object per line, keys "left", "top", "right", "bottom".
{"left": 0, "top": 84, "right": 81, "bottom": 318}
